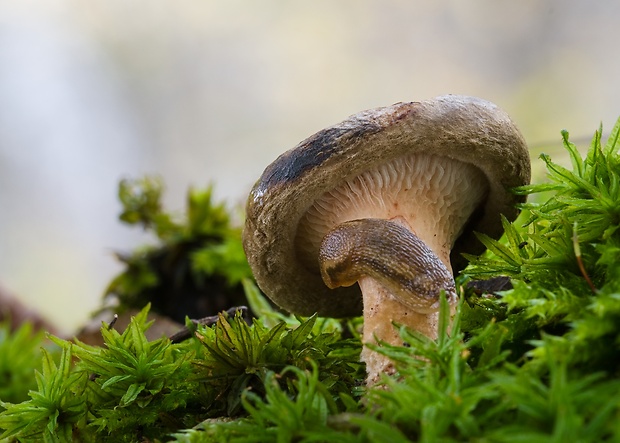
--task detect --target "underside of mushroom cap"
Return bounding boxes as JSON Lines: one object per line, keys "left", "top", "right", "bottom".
{"left": 243, "top": 95, "right": 530, "bottom": 317}
{"left": 297, "top": 152, "right": 489, "bottom": 275}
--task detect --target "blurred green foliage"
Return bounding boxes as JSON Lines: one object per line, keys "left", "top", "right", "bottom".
{"left": 106, "top": 177, "right": 252, "bottom": 323}
{"left": 0, "top": 322, "right": 46, "bottom": 404}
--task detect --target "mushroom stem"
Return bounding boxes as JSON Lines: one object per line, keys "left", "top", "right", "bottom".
{"left": 358, "top": 276, "right": 441, "bottom": 383}
{"left": 318, "top": 218, "right": 457, "bottom": 384}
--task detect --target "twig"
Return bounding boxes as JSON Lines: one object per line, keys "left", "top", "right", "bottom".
{"left": 168, "top": 306, "right": 248, "bottom": 343}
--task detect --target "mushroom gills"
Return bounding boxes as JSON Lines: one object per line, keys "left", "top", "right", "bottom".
{"left": 297, "top": 152, "right": 489, "bottom": 273}
{"left": 319, "top": 218, "right": 457, "bottom": 314}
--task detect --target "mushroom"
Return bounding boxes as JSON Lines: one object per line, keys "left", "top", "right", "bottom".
{"left": 243, "top": 95, "right": 530, "bottom": 383}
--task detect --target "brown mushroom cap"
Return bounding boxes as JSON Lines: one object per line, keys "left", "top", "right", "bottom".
{"left": 243, "top": 95, "right": 530, "bottom": 317}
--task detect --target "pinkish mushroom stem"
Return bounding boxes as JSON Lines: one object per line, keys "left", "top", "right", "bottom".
{"left": 358, "top": 277, "right": 442, "bottom": 379}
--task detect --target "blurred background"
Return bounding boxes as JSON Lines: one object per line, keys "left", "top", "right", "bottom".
{"left": 1, "top": 0, "right": 619, "bottom": 333}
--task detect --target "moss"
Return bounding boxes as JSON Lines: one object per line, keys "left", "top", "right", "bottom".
{"left": 105, "top": 177, "right": 252, "bottom": 323}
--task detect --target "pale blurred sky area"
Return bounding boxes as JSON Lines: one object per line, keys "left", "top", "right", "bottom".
{"left": 1, "top": 1, "right": 619, "bottom": 332}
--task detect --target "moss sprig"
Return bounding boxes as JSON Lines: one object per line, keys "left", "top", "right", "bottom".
{"left": 0, "top": 345, "right": 86, "bottom": 442}
{"left": 106, "top": 177, "right": 252, "bottom": 324}
{"left": 191, "top": 305, "right": 363, "bottom": 417}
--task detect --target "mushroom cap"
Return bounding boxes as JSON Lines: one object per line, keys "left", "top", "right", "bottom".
{"left": 243, "top": 95, "right": 530, "bottom": 317}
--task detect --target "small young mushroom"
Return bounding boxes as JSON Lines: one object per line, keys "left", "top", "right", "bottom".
{"left": 243, "top": 95, "right": 530, "bottom": 383}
